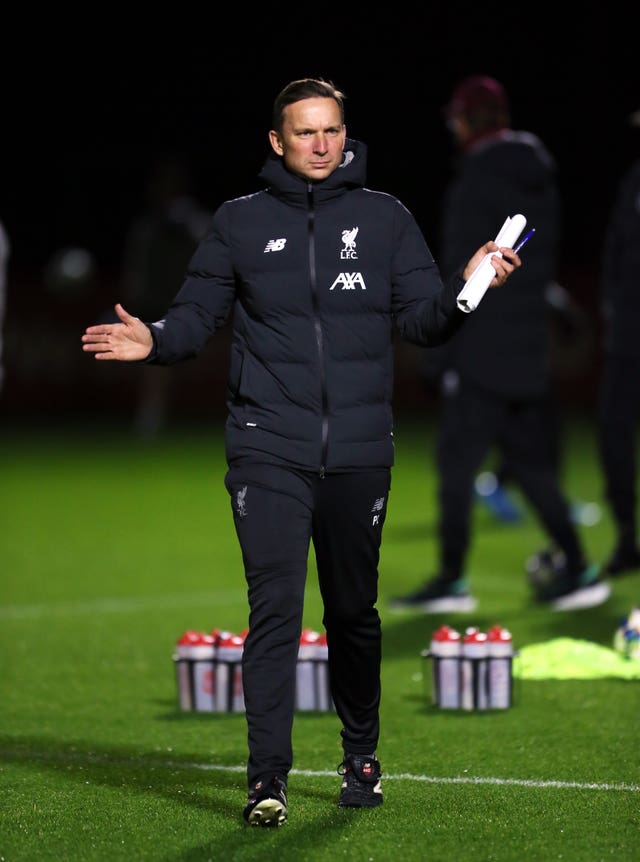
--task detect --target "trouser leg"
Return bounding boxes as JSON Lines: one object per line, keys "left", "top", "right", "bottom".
{"left": 225, "top": 465, "right": 312, "bottom": 787}
{"left": 312, "top": 470, "right": 390, "bottom": 756}
{"left": 504, "top": 401, "right": 585, "bottom": 571}
{"left": 437, "top": 385, "right": 496, "bottom": 578}
{"left": 598, "top": 356, "right": 639, "bottom": 545}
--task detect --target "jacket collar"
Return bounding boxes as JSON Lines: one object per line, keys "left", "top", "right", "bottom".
{"left": 258, "top": 137, "right": 367, "bottom": 207}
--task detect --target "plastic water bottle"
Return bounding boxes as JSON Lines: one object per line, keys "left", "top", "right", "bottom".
{"left": 296, "top": 628, "right": 320, "bottom": 710}
{"left": 174, "top": 630, "right": 216, "bottom": 711}
{"left": 461, "top": 627, "right": 488, "bottom": 710}
{"left": 487, "top": 625, "right": 514, "bottom": 709}
{"left": 429, "top": 625, "right": 461, "bottom": 709}
{"left": 215, "top": 630, "right": 246, "bottom": 712}
{"left": 315, "top": 631, "right": 332, "bottom": 711}
{"left": 174, "top": 630, "right": 199, "bottom": 711}
{"left": 192, "top": 631, "right": 217, "bottom": 711}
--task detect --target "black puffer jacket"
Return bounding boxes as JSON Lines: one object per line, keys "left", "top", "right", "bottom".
{"left": 433, "top": 130, "right": 561, "bottom": 399}
{"left": 149, "top": 138, "right": 466, "bottom": 471}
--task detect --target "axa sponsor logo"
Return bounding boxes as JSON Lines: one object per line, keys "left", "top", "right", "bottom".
{"left": 264, "top": 238, "right": 287, "bottom": 253}
{"left": 330, "top": 272, "right": 366, "bottom": 290}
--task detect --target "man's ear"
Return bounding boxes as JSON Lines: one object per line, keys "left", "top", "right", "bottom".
{"left": 269, "top": 130, "right": 284, "bottom": 156}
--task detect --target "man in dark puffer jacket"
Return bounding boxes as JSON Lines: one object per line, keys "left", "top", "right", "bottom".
{"left": 81, "top": 77, "right": 520, "bottom": 826}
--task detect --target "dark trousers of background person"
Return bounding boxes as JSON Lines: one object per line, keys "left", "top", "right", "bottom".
{"left": 436, "top": 381, "right": 583, "bottom": 577}
{"left": 598, "top": 354, "right": 640, "bottom": 546}
{"left": 225, "top": 463, "right": 390, "bottom": 788}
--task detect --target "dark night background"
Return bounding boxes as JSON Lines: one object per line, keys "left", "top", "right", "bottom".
{"left": 1, "top": 8, "right": 637, "bottom": 425}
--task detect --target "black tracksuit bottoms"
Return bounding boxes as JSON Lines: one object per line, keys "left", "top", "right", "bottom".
{"left": 224, "top": 462, "right": 391, "bottom": 789}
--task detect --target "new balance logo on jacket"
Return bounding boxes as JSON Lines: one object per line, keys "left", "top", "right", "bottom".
{"left": 264, "top": 238, "right": 287, "bottom": 252}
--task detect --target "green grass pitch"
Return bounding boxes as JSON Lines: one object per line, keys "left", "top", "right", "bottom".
{"left": 1, "top": 416, "right": 638, "bottom": 861}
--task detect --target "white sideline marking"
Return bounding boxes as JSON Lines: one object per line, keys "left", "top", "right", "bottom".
{"left": 3, "top": 751, "right": 638, "bottom": 792}
{"left": 196, "top": 764, "right": 640, "bottom": 793}
{"left": 0, "top": 592, "right": 239, "bottom": 621}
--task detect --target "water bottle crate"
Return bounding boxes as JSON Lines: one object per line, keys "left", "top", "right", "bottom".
{"left": 422, "top": 624, "right": 518, "bottom": 711}
{"left": 173, "top": 627, "right": 334, "bottom": 713}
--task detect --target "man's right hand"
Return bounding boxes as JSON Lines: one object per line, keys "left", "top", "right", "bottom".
{"left": 81, "top": 303, "right": 153, "bottom": 361}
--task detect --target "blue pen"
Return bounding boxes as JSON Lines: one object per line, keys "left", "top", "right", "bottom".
{"left": 513, "top": 228, "right": 536, "bottom": 254}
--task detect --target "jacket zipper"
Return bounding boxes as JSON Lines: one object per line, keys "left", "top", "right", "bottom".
{"left": 307, "top": 182, "right": 328, "bottom": 478}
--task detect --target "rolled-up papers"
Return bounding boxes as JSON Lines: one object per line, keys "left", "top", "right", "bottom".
{"left": 456, "top": 214, "right": 527, "bottom": 313}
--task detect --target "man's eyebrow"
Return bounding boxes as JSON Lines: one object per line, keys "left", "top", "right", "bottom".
{"left": 293, "top": 123, "right": 342, "bottom": 133}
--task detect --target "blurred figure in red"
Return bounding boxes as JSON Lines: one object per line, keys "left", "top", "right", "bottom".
{"left": 389, "top": 75, "right": 607, "bottom": 613}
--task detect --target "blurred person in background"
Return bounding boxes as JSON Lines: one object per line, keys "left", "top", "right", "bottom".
{"left": 0, "top": 218, "right": 9, "bottom": 395}
{"left": 597, "top": 107, "right": 640, "bottom": 576}
{"left": 81, "top": 77, "right": 521, "bottom": 827}
{"left": 389, "top": 75, "right": 608, "bottom": 614}
{"left": 121, "top": 154, "right": 212, "bottom": 436}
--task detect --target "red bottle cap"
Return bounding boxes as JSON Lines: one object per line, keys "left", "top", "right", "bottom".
{"left": 177, "top": 630, "right": 207, "bottom": 646}
{"left": 217, "top": 632, "right": 245, "bottom": 648}
{"left": 432, "top": 625, "right": 461, "bottom": 643}
{"left": 487, "top": 625, "right": 512, "bottom": 643}
{"left": 463, "top": 627, "right": 487, "bottom": 644}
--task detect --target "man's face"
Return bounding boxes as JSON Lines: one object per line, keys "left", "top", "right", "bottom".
{"left": 269, "top": 97, "right": 346, "bottom": 182}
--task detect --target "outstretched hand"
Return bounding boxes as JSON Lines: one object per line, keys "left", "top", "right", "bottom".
{"left": 462, "top": 241, "right": 522, "bottom": 288}
{"left": 81, "top": 303, "right": 153, "bottom": 361}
